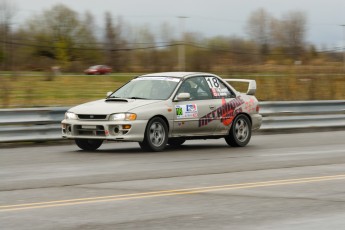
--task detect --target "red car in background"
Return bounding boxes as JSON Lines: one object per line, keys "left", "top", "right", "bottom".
{"left": 84, "top": 65, "right": 112, "bottom": 75}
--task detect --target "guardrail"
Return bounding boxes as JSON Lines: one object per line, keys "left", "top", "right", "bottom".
{"left": 259, "top": 100, "right": 345, "bottom": 131}
{"left": 0, "top": 107, "right": 68, "bottom": 142}
{"left": 0, "top": 101, "right": 344, "bottom": 142}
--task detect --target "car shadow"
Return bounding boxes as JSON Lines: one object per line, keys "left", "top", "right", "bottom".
{"left": 71, "top": 143, "right": 251, "bottom": 155}
{"left": 66, "top": 137, "right": 260, "bottom": 155}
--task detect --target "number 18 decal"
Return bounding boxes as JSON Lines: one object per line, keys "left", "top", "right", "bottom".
{"left": 206, "top": 77, "right": 221, "bottom": 97}
{"left": 206, "top": 77, "right": 220, "bottom": 88}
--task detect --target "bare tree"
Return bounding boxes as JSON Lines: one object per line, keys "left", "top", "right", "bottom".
{"left": 160, "top": 21, "right": 175, "bottom": 43}
{"left": 271, "top": 11, "right": 307, "bottom": 60}
{"left": 76, "top": 11, "right": 102, "bottom": 67}
{"left": 22, "top": 4, "right": 81, "bottom": 69}
{"left": 157, "top": 22, "right": 177, "bottom": 71}
{"left": 246, "top": 8, "right": 272, "bottom": 61}
{"left": 18, "top": 4, "right": 101, "bottom": 72}
{"left": 133, "top": 25, "right": 157, "bottom": 71}
{"left": 104, "top": 12, "right": 124, "bottom": 71}
{"left": 0, "top": 0, "right": 17, "bottom": 70}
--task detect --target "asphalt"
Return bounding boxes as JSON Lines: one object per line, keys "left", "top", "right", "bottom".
{"left": 1, "top": 131, "right": 345, "bottom": 230}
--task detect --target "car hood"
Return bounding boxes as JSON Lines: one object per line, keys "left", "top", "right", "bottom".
{"left": 69, "top": 99, "right": 162, "bottom": 115}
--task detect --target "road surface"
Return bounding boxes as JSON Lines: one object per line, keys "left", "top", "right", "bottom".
{"left": 1, "top": 131, "right": 345, "bottom": 229}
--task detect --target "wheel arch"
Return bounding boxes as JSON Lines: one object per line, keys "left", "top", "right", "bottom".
{"left": 239, "top": 112, "right": 252, "bottom": 125}
{"left": 225, "top": 112, "right": 252, "bottom": 147}
{"left": 228, "top": 112, "right": 252, "bottom": 134}
{"left": 147, "top": 114, "right": 170, "bottom": 132}
{"left": 140, "top": 115, "right": 170, "bottom": 152}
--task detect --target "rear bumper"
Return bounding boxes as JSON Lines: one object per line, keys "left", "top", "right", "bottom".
{"left": 251, "top": 114, "right": 262, "bottom": 130}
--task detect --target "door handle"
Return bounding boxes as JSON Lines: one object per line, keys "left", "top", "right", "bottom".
{"left": 209, "top": 105, "right": 215, "bottom": 110}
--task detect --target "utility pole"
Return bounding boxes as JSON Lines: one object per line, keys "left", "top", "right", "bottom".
{"left": 178, "top": 16, "right": 188, "bottom": 71}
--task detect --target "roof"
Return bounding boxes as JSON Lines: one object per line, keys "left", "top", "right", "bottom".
{"left": 140, "top": 72, "right": 212, "bottom": 78}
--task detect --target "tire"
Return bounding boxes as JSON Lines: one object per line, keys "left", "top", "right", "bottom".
{"left": 168, "top": 138, "right": 185, "bottom": 147}
{"left": 139, "top": 117, "right": 168, "bottom": 152}
{"left": 225, "top": 114, "right": 251, "bottom": 147}
{"left": 75, "top": 139, "right": 103, "bottom": 151}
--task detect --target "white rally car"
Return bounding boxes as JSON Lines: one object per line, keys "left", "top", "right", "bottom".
{"left": 62, "top": 72, "right": 262, "bottom": 151}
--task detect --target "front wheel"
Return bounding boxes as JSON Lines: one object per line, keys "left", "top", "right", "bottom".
{"left": 225, "top": 114, "right": 251, "bottom": 147}
{"left": 75, "top": 139, "right": 103, "bottom": 151}
{"left": 139, "top": 117, "right": 168, "bottom": 152}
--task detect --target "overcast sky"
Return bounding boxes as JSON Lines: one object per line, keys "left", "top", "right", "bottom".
{"left": 12, "top": 0, "right": 345, "bottom": 48}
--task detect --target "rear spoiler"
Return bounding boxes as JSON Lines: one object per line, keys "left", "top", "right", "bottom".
{"left": 223, "top": 79, "right": 257, "bottom": 95}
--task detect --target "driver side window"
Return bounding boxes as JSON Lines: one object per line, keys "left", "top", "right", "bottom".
{"left": 177, "top": 77, "right": 213, "bottom": 100}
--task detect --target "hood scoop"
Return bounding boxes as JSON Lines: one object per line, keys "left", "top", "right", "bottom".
{"left": 105, "top": 98, "right": 128, "bottom": 102}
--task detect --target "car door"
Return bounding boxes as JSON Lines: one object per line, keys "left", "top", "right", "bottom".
{"left": 203, "top": 76, "right": 241, "bottom": 135}
{"left": 171, "top": 76, "right": 223, "bottom": 137}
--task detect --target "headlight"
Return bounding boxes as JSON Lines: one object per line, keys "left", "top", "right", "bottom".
{"left": 65, "top": 112, "right": 78, "bottom": 120}
{"left": 109, "top": 113, "right": 137, "bottom": 121}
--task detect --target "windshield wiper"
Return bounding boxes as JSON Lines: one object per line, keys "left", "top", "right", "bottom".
{"left": 129, "top": 97, "right": 146, "bottom": 99}
{"left": 106, "top": 96, "right": 148, "bottom": 101}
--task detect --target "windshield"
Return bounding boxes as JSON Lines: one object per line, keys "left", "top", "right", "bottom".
{"left": 109, "top": 77, "right": 180, "bottom": 100}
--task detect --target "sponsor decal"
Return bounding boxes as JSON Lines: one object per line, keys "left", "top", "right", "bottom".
{"left": 177, "top": 121, "right": 185, "bottom": 126}
{"left": 186, "top": 104, "right": 197, "bottom": 112}
{"left": 245, "top": 98, "right": 256, "bottom": 113}
{"left": 175, "top": 104, "right": 198, "bottom": 119}
{"left": 198, "top": 96, "right": 244, "bottom": 127}
{"left": 206, "top": 77, "right": 221, "bottom": 97}
{"left": 211, "top": 88, "right": 220, "bottom": 97}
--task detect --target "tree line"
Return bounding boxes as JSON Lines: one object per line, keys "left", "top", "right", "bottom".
{"left": 0, "top": 2, "right": 343, "bottom": 73}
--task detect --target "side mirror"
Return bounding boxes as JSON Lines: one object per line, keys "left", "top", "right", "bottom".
{"left": 106, "top": 91, "right": 112, "bottom": 97}
{"left": 176, "top": 92, "right": 191, "bottom": 101}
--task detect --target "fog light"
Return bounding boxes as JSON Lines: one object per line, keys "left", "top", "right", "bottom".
{"left": 114, "top": 125, "right": 120, "bottom": 134}
{"left": 122, "top": 124, "right": 131, "bottom": 129}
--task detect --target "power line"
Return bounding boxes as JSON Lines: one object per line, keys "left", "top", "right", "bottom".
{"left": 0, "top": 39, "right": 344, "bottom": 55}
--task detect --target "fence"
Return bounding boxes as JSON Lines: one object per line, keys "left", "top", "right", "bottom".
{"left": 0, "top": 101, "right": 345, "bottom": 142}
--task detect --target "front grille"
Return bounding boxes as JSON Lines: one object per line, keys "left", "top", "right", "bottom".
{"left": 78, "top": 114, "right": 107, "bottom": 120}
{"left": 75, "top": 125, "right": 105, "bottom": 136}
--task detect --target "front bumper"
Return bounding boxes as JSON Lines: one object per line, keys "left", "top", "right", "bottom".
{"left": 61, "top": 119, "right": 147, "bottom": 142}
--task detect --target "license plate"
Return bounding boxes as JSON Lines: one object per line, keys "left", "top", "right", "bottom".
{"left": 82, "top": 125, "right": 97, "bottom": 129}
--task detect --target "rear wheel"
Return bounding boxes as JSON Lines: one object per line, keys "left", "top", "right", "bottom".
{"left": 75, "top": 139, "right": 103, "bottom": 151}
{"left": 225, "top": 114, "right": 251, "bottom": 147}
{"left": 139, "top": 117, "right": 168, "bottom": 152}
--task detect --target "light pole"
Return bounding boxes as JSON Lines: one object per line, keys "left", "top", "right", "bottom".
{"left": 178, "top": 16, "right": 188, "bottom": 71}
